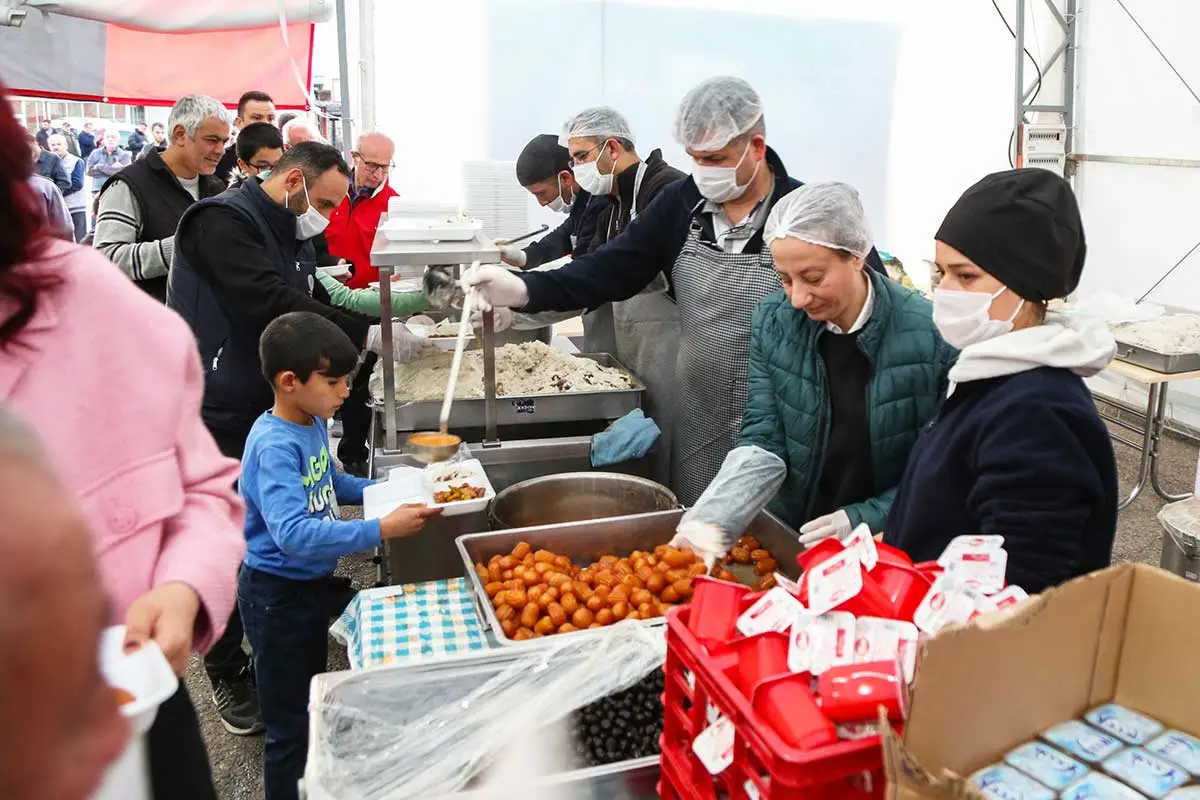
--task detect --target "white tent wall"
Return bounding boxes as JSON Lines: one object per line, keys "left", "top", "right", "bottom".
{"left": 1073, "top": 0, "right": 1200, "bottom": 428}
{"left": 341, "top": 0, "right": 1021, "bottom": 267}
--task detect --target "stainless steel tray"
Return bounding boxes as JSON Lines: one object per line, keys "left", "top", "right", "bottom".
{"left": 1114, "top": 341, "right": 1200, "bottom": 374}
{"left": 456, "top": 509, "right": 803, "bottom": 646}
{"left": 304, "top": 639, "right": 660, "bottom": 799}
{"left": 372, "top": 353, "right": 645, "bottom": 428}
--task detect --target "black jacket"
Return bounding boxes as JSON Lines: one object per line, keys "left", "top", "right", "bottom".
{"left": 127, "top": 129, "right": 148, "bottom": 153}
{"left": 35, "top": 150, "right": 71, "bottom": 193}
{"left": 78, "top": 130, "right": 97, "bottom": 159}
{"left": 214, "top": 145, "right": 238, "bottom": 185}
{"left": 169, "top": 179, "right": 372, "bottom": 436}
{"left": 521, "top": 187, "right": 609, "bottom": 269}
{"left": 591, "top": 149, "right": 686, "bottom": 249}
{"left": 520, "top": 148, "right": 884, "bottom": 311}
{"left": 884, "top": 367, "right": 1118, "bottom": 593}
{"left": 99, "top": 148, "right": 225, "bottom": 302}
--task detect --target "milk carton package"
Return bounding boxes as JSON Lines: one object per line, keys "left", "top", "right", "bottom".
{"left": 1003, "top": 741, "right": 1090, "bottom": 790}
{"left": 1086, "top": 704, "right": 1165, "bottom": 746}
{"left": 1060, "top": 771, "right": 1150, "bottom": 800}
{"left": 1146, "top": 731, "right": 1200, "bottom": 775}
{"left": 968, "top": 763, "right": 1056, "bottom": 800}
{"left": 1102, "top": 749, "right": 1190, "bottom": 798}
{"left": 1042, "top": 720, "right": 1126, "bottom": 763}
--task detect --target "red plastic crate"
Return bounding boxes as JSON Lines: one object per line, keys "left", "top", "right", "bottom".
{"left": 659, "top": 597, "right": 892, "bottom": 800}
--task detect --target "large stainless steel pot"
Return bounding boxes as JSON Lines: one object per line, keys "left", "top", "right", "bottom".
{"left": 488, "top": 472, "right": 677, "bottom": 529}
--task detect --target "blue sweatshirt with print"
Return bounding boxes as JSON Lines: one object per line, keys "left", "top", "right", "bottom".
{"left": 240, "top": 411, "right": 380, "bottom": 580}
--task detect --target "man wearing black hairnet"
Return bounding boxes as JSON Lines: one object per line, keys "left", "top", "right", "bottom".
{"left": 501, "top": 134, "right": 608, "bottom": 270}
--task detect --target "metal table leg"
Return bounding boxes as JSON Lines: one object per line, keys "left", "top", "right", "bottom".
{"left": 1118, "top": 382, "right": 1159, "bottom": 510}
{"left": 1149, "top": 383, "right": 1193, "bottom": 504}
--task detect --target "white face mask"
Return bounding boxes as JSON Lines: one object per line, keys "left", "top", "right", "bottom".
{"left": 692, "top": 141, "right": 761, "bottom": 204}
{"left": 572, "top": 140, "right": 614, "bottom": 196}
{"left": 932, "top": 286, "right": 1025, "bottom": 349}
{"left": 545, "top": 175, "right": 573, "bottom": 214}
{"left": 292, "top": 174, "right": 330, "bottom": 240}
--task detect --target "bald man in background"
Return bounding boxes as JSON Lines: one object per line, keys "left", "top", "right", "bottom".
{"left": 0, "top": 409, "right": 130, "bottom": 800}
{"left": 322, "top": 131, "right": 403, "bottom": 476}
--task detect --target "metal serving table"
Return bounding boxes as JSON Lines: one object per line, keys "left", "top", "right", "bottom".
{"left": 1103, "top": 358, "right": 1198, "bottom": 509}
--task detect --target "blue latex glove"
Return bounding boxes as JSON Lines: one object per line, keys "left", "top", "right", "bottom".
{"left": 590, "top": 409, "right": 661, "bottom": 467}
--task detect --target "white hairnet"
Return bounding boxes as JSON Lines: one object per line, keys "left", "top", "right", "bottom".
{"left": 672, "top": 76, "right": 763, "bottom": 152}
{"left": 764, "top": 182, "right": 873, "bottom": 259}
{"left": 559, "top": 106, "right": 634, "bottom": 147}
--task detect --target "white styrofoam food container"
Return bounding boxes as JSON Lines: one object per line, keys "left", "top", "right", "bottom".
{"left": 363, "top": 459, "right": 494, "bottom": 518}
{"left": 317, "top": 264, "right": 350, "bottom": 278}
{"left": 92, "top": 626, "right": 178, "bottom": 800}
{"left": 380, "top": 217, "right": 483, "bottom": 243}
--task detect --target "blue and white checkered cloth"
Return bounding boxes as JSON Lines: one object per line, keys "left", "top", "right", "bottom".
{"left": 330, "top": 578, "right": 491, "bottom": 670}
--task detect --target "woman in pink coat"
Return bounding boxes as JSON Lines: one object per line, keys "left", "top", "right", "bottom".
{"left": 0, "top": 85, "right": 244, "bottom": 799}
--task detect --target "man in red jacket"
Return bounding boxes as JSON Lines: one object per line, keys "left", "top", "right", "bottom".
{"left": 326, "top": 131, "right": 398, "bottom": 289}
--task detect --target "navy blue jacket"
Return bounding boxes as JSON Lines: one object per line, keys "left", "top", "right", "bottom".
{"left": 519, "top": 148, "right": 884, "bottom": 312}
{"left": 521, "top": 187, "right": 608, "bottom": 269}
{"left": 884, "top": 367, "right": 1118, "bottom": 593}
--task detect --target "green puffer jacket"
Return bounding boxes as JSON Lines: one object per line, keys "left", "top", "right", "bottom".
{"left": 740, "top": 269, "right": 957, "bottom": 532}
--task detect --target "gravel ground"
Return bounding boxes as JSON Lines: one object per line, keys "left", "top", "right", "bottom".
{"left": 194, "top": 425, "right": 1199, "bottom": 799}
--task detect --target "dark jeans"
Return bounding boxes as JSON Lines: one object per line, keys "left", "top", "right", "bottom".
{"left": 147, "top": 686, "right": 218, "bottom": 800}
{"left": 336, "top": 351, "right": 377, "bottom": 465}
{"left": 205, "top": 424, "right": 253, "bottom": 683}
{"left": 69, "top": 209, "right": 87, "bottom": 243}
{"left": 238, "top": 567, "right": 331, "bottom": 800}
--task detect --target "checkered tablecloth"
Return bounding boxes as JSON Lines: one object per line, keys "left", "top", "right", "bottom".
{"left": 330, "top": 578, "right": 491, "bottom": 670}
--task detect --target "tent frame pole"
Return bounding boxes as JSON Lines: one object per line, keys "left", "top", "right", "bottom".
{"left": 335, "top": 0, "right": 354, "bottom": 157}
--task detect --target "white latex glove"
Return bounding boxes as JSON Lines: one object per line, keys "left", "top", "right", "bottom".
{"left": 494, "top": 240, "right": 528, "bottom": 268}
{"left": 669, "top": 521, "right": 726, "bottom": 569}
{"left": 798, "top": 509, "right": 854, "bottom": 547}
{"left": 366, "top": 322, "right": 437, "bottom": 362}
{"left": 462, "top": 265, "right": 530, "bottom": 311}
{"left": 469, "top": 307, "right": 515, "bottom": 333}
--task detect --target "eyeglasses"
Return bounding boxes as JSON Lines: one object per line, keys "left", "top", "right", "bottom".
{"left": 249, "top": 161, "right": 277, "bottom": 172}
{"left": 353, "top": 152, "right": 394, "bottom": 173}
{"left": 569, "top": 142, "right": 604, "bottom": 167}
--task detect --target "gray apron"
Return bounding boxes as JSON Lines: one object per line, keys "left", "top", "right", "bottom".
{"left": 577, "top": 216, "right": 618, "bottom": 354}
{"left": 607, "top": 162, "right": 682, "bottom": 485}
{"left": 671, "top": 214, "right": 781, "bottom": 506}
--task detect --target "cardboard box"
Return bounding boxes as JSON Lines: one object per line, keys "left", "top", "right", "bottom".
{"left": 883, "top": 563, "right": 1200, "bottom": 799}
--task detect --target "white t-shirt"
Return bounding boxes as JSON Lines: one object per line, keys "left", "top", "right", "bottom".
{"left": 177, "top": 174, "right": 200, "bottom": 201}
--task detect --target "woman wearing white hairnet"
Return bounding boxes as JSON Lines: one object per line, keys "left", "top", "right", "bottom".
{"left": 672, "top": 183, "right": 956, "bottom": 560}
{"left": 464, "top": 77, "right": 886, "bottom": 504}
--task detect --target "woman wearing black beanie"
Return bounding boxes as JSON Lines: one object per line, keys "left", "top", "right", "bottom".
{"left": 884, "top": 169, "right": 1120, "bottom": 593}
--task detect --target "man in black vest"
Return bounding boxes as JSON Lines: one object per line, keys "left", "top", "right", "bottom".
{"left": 169, "top": 141, "right": 432, "bottom": 738}
{"left": 93, "top": 95, "right": 229, "bottom": 302}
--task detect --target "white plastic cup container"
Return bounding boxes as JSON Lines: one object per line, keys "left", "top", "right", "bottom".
{"left": 91, "top": 626, "right": 179, "bottom": 800}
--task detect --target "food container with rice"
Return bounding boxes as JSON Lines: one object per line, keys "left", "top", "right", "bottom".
{"left": 363, "top": 458, "right": 496, "bottom": 518}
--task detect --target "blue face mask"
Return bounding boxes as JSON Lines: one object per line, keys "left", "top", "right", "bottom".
{"left": 258, "top": 168, "right": 272, "bottom": 180}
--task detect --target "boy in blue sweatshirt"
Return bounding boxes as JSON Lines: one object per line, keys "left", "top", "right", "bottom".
{"left": 237, "top": 311, "right": 441, "bottom": 800}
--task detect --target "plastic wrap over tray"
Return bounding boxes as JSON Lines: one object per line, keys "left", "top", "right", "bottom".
{"left": 304, "top": 623, "right": 665, "bottom": 799}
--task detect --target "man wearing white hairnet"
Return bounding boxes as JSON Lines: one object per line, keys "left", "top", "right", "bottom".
{"left": 465, "top": 77, "right": 885, "bottom": 504}
{"left": 671, "top": 182, "right": 955, "bottom": 562}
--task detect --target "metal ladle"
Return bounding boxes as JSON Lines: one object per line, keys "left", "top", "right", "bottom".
{"left": 406, "top": 261, "right": 480, "bottom": 464}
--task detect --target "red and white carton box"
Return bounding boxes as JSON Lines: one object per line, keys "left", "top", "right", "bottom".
{"left": 812, "top": 611, "right": 857, "bottom": 675}
{"left": 806, "top": 548, "right": 864, "bottom": 616}
{"left": 844, "top": 524, "right": 879, "bottom": 572}
{"left": 936, "top": 535, "right": 1005, "bottom": 567}
{"left": 788, "top": 611, "right": 819, "bottom": 674}
{"left": 736, "top": 586, "right": 804, "bottom": 638}
{"left": 773, "top": 571, "right": 801, "bottom": 597}
{"left": 913, "top": 573, "right": 977, "bottom": 635}
{"left": 692, "top": 714, "right": 735, "bottom": 775}
{"left": 837, "top": 722, "right": 883, "bottom": 741}
{"left": 943, "top": 548, "right": 1008, "bottom": 595}
{"left": 989, "top": 584, "right": 1030, "bottom": 610}
{"left": 853, "top": 616, "right": 919, "bottom": 683}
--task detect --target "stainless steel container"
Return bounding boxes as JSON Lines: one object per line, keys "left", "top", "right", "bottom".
{"left": 1159, "top": 498, "right": 1200, "bottom": 581}
{"left": 489, "top": 472, "right": 677, "bottom": 529}
{"left": 456, "top": 509, "right": 803, "bottom": 646}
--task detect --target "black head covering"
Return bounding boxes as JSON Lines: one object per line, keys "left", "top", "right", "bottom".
{"left": 935, "top": 168, "right": 1086, "bottom": 302}
{"left": 515, "top": 134, "right": 570, "bottom": 187}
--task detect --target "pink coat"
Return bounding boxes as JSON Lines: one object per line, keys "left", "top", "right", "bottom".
{"left": 1, "top": 240, "right": 245, "bottom": 652}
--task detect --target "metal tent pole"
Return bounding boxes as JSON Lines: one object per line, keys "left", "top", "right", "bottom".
{"left": 335, "top": 0, "right": 354, "bottom": 157}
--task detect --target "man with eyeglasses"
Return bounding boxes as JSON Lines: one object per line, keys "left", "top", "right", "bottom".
{"left": 325, "top": 131, "right": 398, "bottom": 290}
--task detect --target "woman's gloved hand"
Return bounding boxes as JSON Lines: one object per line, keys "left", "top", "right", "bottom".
{"left": 669, "top": 521, "right": 726, "bottom": 569}
{"left": 798, "top": 509, "right": 853, "bottom": 547}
